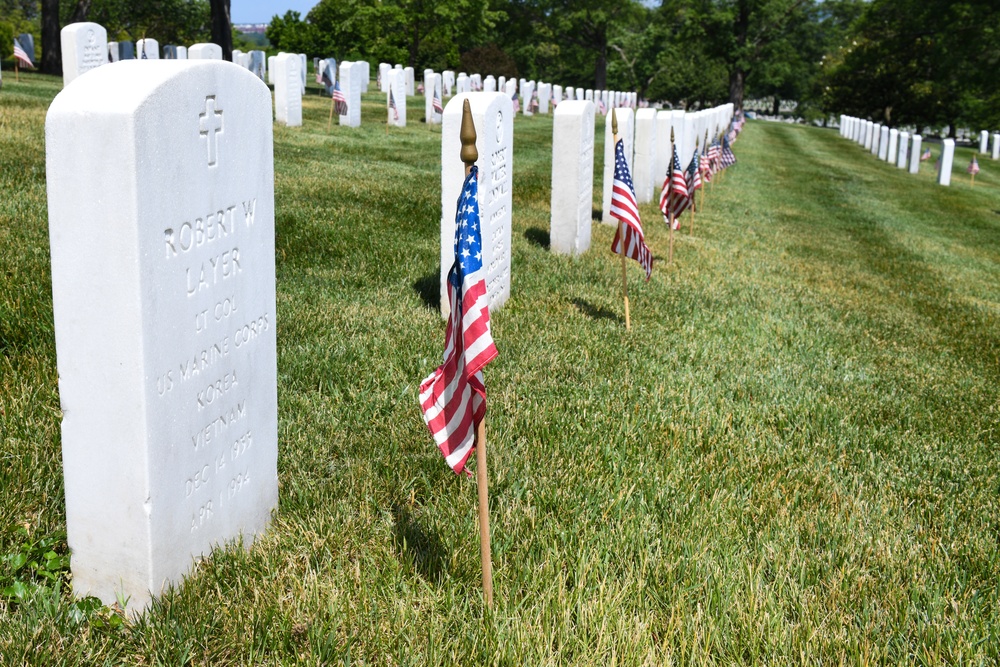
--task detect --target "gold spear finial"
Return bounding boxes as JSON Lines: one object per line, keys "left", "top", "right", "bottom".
{"left": 460, "top": 99, "right": 478, "bottom": 167}
{"left": 670, "top": 127, "right": 675, "bottom": 143}
{"left": 612, "top": 108, "right": 618, "bottom": 136}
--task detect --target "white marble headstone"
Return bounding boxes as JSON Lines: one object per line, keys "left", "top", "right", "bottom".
{"left": 440, "top": 93, "right": 512, "bottom": 317}
{"left": 176, "top": 46, "right": 187, "bottom": 60}
{"left": 425, "top": 72, "right": 442, "bottom": 125}
{"left": 379, "top": 63, "right": 390, "bottom": 92}
{"left": 938, "top": 139, "right": 955, "bottom": 185}
{"left": 188, "top": 43, "right": 222, "bottom": 60}
{"left": 274, "top": 53, "right": 302, "bottom": 127}
{"left": 897, "top": 131, "right": 909, "bottom": 169}
{"left": 538, "top": 83, "right": 551, "bottom": 114}
{"left": 550, "top": 100, "right": 595, "bottom": 256}
{"left": 442, "top": 70, "right": 455, "bottom": 96}
{"left": 339, "top": 61, "right": 363, "bottom": 128}
{"left": 602, "top": 108, "right": 635, "bottom": 225}
{"left": 980, "top": 130, "right": 988, "bottom": 154}
{"left": 878, "top": 126, "right": 889, "bottom": 160}
{"left": 993, "top": 134, "right": 1000, "bottom": 160}
{"left": 61, "top": 22, "right": 108, "bottom": 87}
{"left": 632, "top": 108, "right": 658, "bottom": 204}
{"left": 484, "top": 75, "right": 496, "bottom": 92}
{"left": 909, "top": 134, "right": 922, "bottom": 174}
{"left": 887, "top": 129, "right": 898, "bottom": 163}
{"left": 388, "top": 68, "right": 406, "bottom": 127}
{"left": 137, "top": 38, "right": 159, "bottom": 60}
{"left": 404, "top": 66, "right": 415, "bottom": 96}
{"left": 45, "top": 59, "right": 278, "bottom": 612}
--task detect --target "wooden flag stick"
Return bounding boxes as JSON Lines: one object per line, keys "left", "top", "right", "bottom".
{"left": 15, "top": 60, "right": 19, "bottom": 83}
{"left": 971, "top": 173, "right": 976, "bottom": 188}
{"left": 327, "top": 94, "right": 336, "bottom": 132}
{"left": 668, "top": 127, "right": 676, "bottom": 265}
{"left": 612, "top": 109, "right": 630, "bottom": 330}
{"left": 690, "top": 136, "right": 699, "bottom": 235}
{"left": 461, "top": 99, "right": 493, "bottom": 610}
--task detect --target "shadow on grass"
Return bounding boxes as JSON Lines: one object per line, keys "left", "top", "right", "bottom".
{"left": 391, "top": 504, "right": 447, "bottom": 584}
{"left": 592, "top": 207, "right": 603, "bottom": 221}
{"left": 412, "top": 272, "right": 440, "bottom": 311}
{"left": 569, "top": 297, "right": 623, "bottom": 323}
{"left": 524, "top": 227, "right": 550, "bottom": 250}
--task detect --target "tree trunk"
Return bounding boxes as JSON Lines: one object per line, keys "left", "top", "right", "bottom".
{"left": 729, "top": 68, "right": 745, "bottom": 109}
{"left": 41, "top": 0, "right": 61, "bottom": 75}
{"left": 210, "top": 0, "right": 233, "bottom": 62}
{"left": 771, "top": 96, "right": 780, "bottom": 116}
{"left": 70, "top": 0, "right": 92, "bottom": 23}
{"left": 594, "top": 43, "right": 607, "bottom": 90}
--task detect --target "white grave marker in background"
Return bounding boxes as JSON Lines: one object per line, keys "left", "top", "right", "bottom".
{"left": 909, "top": 134, "right": 922, "bottom": 174}
{"left": 440, "top": 93, "right": 512, "bottom": 317}
{"left": 992, "top": 134, "right": 1000, "bottom": 160}
{"left": 45, "top": 60, "right": 278, "bottom": 612}
{"left": 897, "top": 131, "right": 909, "bottom": 169}
{"left": 274, "top": 53, "right": 302, "bottom": 127}
{"left": 61, "top": 22, "right": 108, "bottom": 87}
{"left": 339, "top": 61, "right": 363, "bottom": 127}
{"left": 137, "top": 38, "right": 159, "bottom": 60}
{"left": 188, "top": 43, "right": 222, "bottom": 60}
{"left": 550, "top": 100, "right": 595, "bottom": 256}
{"left": 887, "top": 129, "right": 898, "bottom": 163}
{"left": 938, "top": 139, "right": 955, "bottom": 185}
{"left": 388, "top": 68, "right": 406, "bottom": 127}
{"left": 979, "top": 130, "right": 988, "bottom": 154}
{"left": 633, "top": 109, "right": 658, "bottom": 204}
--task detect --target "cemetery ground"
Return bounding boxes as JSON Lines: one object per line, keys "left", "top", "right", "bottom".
{"left": 2, "top": 72, "right": 999, "bottom": 664}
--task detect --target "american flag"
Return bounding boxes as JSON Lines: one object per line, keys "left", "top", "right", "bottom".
{"left": 719, "top": 135, "right": 737, "bottom": 169}
{"left": 707, "top": 138, "right": 721, "bottom": 174}
{"left": 13, "top": 38, "right": 34, "bottom": 69}
{"left": 321, "top": 63, "right": 335, "bottom": 95}
{"left": 332, "top": 80, "right": 348, "bottom": 116}
{"left": 419, "top": 165, "right": 498, "bottom": 475}
{"left": 700, "top": 143, "right": 713, "bottom": 184}
{"left": 597, "top": 99, "right": 607, "bottom": 115}
{"left": 511, "top": 91, "right": 520, "bottom": 114}
{"left": 432, "top": 85, "right": 443, "bottom": 114}
{"left": 968, "top": 155, "right": 980, "bottom": 175}
{"left": 920, "top": 147, "right": 932, "bottom": 161}
{"left": 685, "top": 149, "right": 702, "bottom": 208}
{"left": 659, "top": 146, "right": 690, "bottom": 227}
{"left": 530, "top": 90, "right": 539, "bottom": 113}
{"left": 389, "top": 88, "right": 399, "bottom": 121}
{"left": 610, "top": 138, "right": 653, "bottom": 280}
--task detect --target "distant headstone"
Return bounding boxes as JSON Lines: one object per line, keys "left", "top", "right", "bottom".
{"left": 550, "top": 100, "right": 595, "bottom": 256}
{"left": 108, "top": 42, "right": 120, "bottom": 62}
{"left": 163, "top": 45, "right": 178, "bottom": 59}
{"left": 267, "top": 56, "right": 276, "bottom": 84}
{"left": 274, "top": 53, "right": 303, "bottom": 127}
{"left": 538, "top": 83, "right": 551, "bottom": 114}
{"left": 602, "top": 108, "right": 634, "bottom": 225}
{"left": 61, "top": 22, "right": 108, "bottom": 87}
{"left": 440, "top": 92, "right": 512, "bottom": 317}
{"left": 864, "top": 121, "right": 874, "bottom": 150}
{"left": 379, "top": 63, "right": 391, "bottom": 92}
{"left": 176, "top": 46, "right": 187, "bottom": 59}
{"left": 877, "top": 125, "right": 889, "bottom": 160}
{"left": 232, "top": 49, "right": 243, "bottom": 64}
{"left": 909, "top": 134, "right": 922, "bottom": 174}
{"left": 457, "top": 73, "right": 469, "bottom": 94}
{"left": 522, "top": 81, "right": 534, "bottom": 116}
{"left": 358, "top": 60, "right": 369, "bottom": 92}
{"left": 137, "top": 38, "right": 159, "bottom": 60}
{"left": 980, "top": 130, "right": 989, "bottom": 154}
{"left": 897, "top": 131, "right": 909, "bottom": 169}
{"left": 188, "top": 43, "right": 222, "bottom": 60}
{"left": 484, "top": 75, "right": 496, "bottom": 93}
{"left": 338, "top": 61, "right": 363, "bottom": 128}
{"left": 887, "top": 129, "right": 898, "bottom": 163}
{"left": 388, "top": 68, "right": 406, "bottom": 127}
{"left": 248, "top": 51, "right": 266, "bottom": 81}
{"left": 938, "top": 139, "right": 955, "bottom": 185}
{"left": 442, "top": 70, "right": 455, "bottom": 96}
{"left": 424, "top": 72, "right": 441, "bottom": 125}
{"left": 299, "top": 54, "right": 307, "bottom": 94}
{"left": 45, "top": 59, "right": 278, "bottom": 612}
{"left": 552, "top": 85, "right": 561, "bottom": 105}
{"left": 993, "top": 134, "right": 1000, "bottom": 160}
{"left": 404, "top": 66, "right": 415, "bottom": 96}
{"left": 632, "top": 108, "right": 658, "bottom": 204}
{"left": 504, "top": 79, "right": 517, "bottom": 111}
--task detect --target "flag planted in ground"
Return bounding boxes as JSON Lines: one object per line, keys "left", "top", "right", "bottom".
{"left": 13, "top": 38, "right": 34, "bottom": 69}
{"left": 659, "top": 146, "right": 690, "bottom": 227}
{"left": 921, "top": 147, "right": 932, "bottom": 161}
{"left": 332, "top": 80, "right": 348, "bottom": 116}
{"left": 686, "top": 149, "right": 703, "bottom": 206}
{"left": 432, "top": 85, "right": 443, "bottom": 114}
{"left": 610, "top": 138, "right": 653, "bottom": 280}
{"left": 968, "top": 156, "right": 980, "bottom": 175}
{"left": 389, "top": 88, "right": 399, "bottom": 121}
{"left": 419, "top": 166, "right": 498, "bottom": 475}
{"left": 720, "top": 135, "right": 737, "bottom": 169}
{"left": 511, "top": 91, "right": 520, "bottom": 114}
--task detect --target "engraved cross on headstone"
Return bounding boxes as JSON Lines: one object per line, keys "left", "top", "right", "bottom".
{"left": 199, "top": 96, "right": 223, "bottom": 167}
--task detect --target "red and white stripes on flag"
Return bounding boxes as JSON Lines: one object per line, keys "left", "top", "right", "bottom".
{"left": 659, "top": 146, "right": 690, "bottom": 227}
{"left": 419, "top": 166, "right": 498, "bottom": 475}
{"left": 13, "top": 39, "right": 34, "bottom": 69}
{"left": 610, "top": 137, "right": 653, "bottom": 280}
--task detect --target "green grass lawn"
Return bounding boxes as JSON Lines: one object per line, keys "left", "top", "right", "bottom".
{"left": 2, "top": 71, "right": 999, "bottom": 664}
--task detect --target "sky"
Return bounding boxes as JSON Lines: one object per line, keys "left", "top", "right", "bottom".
{"left": 232, "top": 0, "right": 319, "bottom": 24}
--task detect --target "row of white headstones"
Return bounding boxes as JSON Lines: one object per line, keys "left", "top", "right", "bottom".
{"left": 47, "top": 36, "right": 733, "bottom": 613}
{"left": 839, "top": 115, "right": 998, "bottom": 186}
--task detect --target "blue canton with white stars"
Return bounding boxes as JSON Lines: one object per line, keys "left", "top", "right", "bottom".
{"left": 450, "top": 166, "right": 483, "bottom": 290}
{"left": 615, "top": 139, "right": 634, "bottom": 190}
